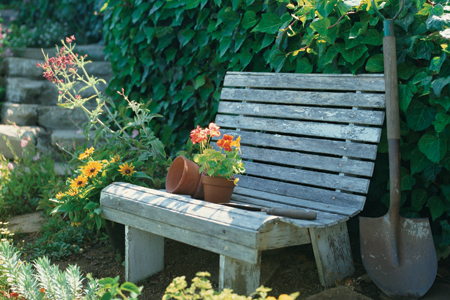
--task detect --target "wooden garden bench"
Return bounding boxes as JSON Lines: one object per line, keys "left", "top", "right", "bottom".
{"left": 100, "top": 72, "right": 386, "bottom": 294}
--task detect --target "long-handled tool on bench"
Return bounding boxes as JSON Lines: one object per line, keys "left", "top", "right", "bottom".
{"left": 359, "top": 1, "right": 437, "bottom": 298}
{"left": 221, "top": 203, "right": 317, "bottom": 220}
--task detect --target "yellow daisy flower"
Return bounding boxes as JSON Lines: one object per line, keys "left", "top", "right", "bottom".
{"left": 66, "top": 188, "right": 79, "bottom": 197}
{"left": 78, "top": 147, "right": 94, "bottom": 159}
{"left": 118, "top": 162, "right": 136, "bottom": 177}
{"left": 83, "top": 161, "right": 103, "bottom": 178}
{"left": 110, "top": 155, "right": 120, "bottom": 163}
{"left": 70, "top": 175, "right": 88, "bottom": 189}
{"left": 278, "top": 295, "right": 294, "bottom": 300}
{"left": 55, "top": 192, "right": 65, "bottom": 199}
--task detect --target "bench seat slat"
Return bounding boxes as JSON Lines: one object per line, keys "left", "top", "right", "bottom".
{"left": 220, "top": 88, "right": 386, "bottom": 108}
{"left": 217, "top": 130, "right": 379, "bottom": 160}
{"left": 226, "top": 145, "right": 375, "bottom": 177}
{"left": 230, "top": 195, "right": 347, "bottom": 228}
{"left": 232, "top": 188, "right": 354, "bottom": 218}
{"left": 216, "top": 115, "right": 382, "bottom": 143}
{"left": 223, "top": 73, "right": 385, "bottom": 92}
{"left": 244, "top": 161, "right": 370, "bottom": 193}
{"left": 237, "top": 176, "right": 365, "bottom": 207}
{"left": 101, "top": 207, "right": 260, "bottom": 264}
{"left": 218, "top": 102, "right": 385, "bottom": 125}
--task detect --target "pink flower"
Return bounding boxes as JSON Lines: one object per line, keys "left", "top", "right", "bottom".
{"left": 131, "top": 130, "right": 139, "bottom": 138}
{"left": 33, "top": 152, "right": 40, "bottom": 161}
{"left": 7, "top": 162, "right": 14, "bottom": 170}
{"left": 13, "top": 122, "right": 18, "bottom": 128}
{"left": 21, "top": 137, "right": 29, "bottom": 148}
{"left": 76, "top": 129, "right": 82, "bottom": 134}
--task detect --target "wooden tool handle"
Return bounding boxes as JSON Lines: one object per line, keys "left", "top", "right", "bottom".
{"left": 263, "top": 208, "right": 317, "bottom": 220}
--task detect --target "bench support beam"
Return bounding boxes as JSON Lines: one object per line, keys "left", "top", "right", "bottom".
{"left": 219, "top": 253, "right": 261, "bottom": 296}
{"left": 125, "top": 226, "right": 164, "bottom": 283}
{"left": 309, "top": 222, "right": 354, "bottom": 287}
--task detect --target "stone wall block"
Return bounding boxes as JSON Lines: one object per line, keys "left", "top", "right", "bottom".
{"left": 5, "top": 78, "right": 47, "bottom": 104}
{"left": 38, "top": 105, "right": 90, "bottom": 130}
{"left": 0, "top": 125, "right": 46, "bottom": 159}
{"left": 1, "top": 103, "right": 39, "bottom": 126}
{"left": 51, "top": 129, "right": 93, "bottom": 155}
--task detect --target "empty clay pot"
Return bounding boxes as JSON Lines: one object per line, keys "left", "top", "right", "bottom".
{"left": 166, "top": 156, "right": 204, "bottom": 199}
{"left": 202, "top": 175, "right": 235, "bottom": 204}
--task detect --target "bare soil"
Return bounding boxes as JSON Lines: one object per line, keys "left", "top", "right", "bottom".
{"left": 14, "top": 225, "right": 450, "bottom": 300}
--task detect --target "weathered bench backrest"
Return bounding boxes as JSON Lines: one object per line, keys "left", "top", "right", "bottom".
{"left": 215, "top": 72, "right": 386, "bottom": 220}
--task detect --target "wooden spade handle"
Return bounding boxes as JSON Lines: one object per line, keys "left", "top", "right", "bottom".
{"left": 263, "top": 208, "right": 317, "bottom": 220}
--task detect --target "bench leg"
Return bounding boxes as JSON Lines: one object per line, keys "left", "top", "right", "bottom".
{"left": 309, "top": 222, "right": 354, "bottom": 287}
{"left": 219, "top": 254, "right": 261, "bottom": 296}
{"left": 125, "top": 226, "right": 164, "bottom": 283}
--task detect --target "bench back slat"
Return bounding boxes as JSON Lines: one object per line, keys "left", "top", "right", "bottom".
{"left": 221, "top": 88, "right": 386, "bottom": 108}
{"left": 218, "top": 102, "right": 385, "bottom": 125}
{"left": 216, "top": 72, "right": 385, "bottom": 217}
{"left": 223, "top": 73, "right": 386, "bottom": 92}
{"left": 244, "top": 161, "right": 370, "bottom": 194}
{"left": 219, "top": 129, "right": 379, "bottom": 160}
{"left": 236, "top": 145, "right": 374, "bottom": 177}
{"left": 216, "top": 115, "right": 382, "bottom": 143}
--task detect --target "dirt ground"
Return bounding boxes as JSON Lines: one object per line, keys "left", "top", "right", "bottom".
{"left": 11, "top": 221, "right": 450, "bottom": 300}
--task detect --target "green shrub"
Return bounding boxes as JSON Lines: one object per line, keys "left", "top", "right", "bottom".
{"left": 9, "top": 0, "right": 104, "bottom": 47}
{"left": 0, "top": 241, "right": 142, "bottom": 300}
{"left": 24, "top": 217, "right": 95, "bottom": 261}
{"left": 103, "top": 0, "right": 450, "bottom": 259}
{"left": 0, "top": 129, "right": 66, "bottom": 220}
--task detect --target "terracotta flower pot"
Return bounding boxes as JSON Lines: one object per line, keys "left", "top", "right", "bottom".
{"left": 202, "top": 175, "right": 236, "bottom": 204}
{"left": 166, "top": 156, "right": 204, "bottom": 199}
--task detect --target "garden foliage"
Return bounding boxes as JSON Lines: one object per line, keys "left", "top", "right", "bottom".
{"left": 103, "top": 0, "right": 450, "bottom": 258}
{"left": 9, "top": 0, "right": 104, "bottom": 47}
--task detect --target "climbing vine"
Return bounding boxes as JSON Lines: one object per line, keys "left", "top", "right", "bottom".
{"left": 102, "top": 0, "right": 450, "bottom": 259}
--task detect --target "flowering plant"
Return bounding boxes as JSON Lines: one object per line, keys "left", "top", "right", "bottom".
{"left": 190, "top": 123, "right": 245, "bottom": 185}
{"left": 36, "top": 36, "right": 170, "bottom": 230}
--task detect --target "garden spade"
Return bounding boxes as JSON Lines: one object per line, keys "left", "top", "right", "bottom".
{"left": 359, "top": 1, "right": 437, "bottom": 298}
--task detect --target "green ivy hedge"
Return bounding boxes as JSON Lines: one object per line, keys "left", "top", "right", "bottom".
{"left": 102, "top": 0, "right": 450, "bottom": 259}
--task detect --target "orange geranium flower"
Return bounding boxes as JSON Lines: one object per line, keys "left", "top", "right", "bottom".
{"left": 206, "top": 122, "right": 220, "bottom": 137}
{"left": 217, "top": 134, "right": 235, "bottom": 151}
{"left": 190, "top": 125, "right": 208, "bottom": 144}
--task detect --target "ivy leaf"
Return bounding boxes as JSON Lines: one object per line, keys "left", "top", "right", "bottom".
{"left": 219, "top": 36, "right": 232, "bottom": 57}
{"left": 252, "top": 13, "right": 282, "bottom": 34}
{"left": 395, "top": 12, "right": 415, "bottom": 31}
{"left": 239, "top": 52, "right": 253, "bottom": 69}
{"left": 261, "top": 34, "right": 276, "bottom": 49}
{"left": 411, "top": 148, "right": 434, "bottom": 175}
{"left": 398, "top": 84, "right": 414, "bottom": 112}
{"left": 315, "top": 0, "right": 338, "bottom": 18}
{"left": 218, "top": 8, "right": 240, "bottom": 36}
{"left": 401, "top": 166, "right": 416, "bottom": 191}
{"left": 428, "top": 196, "right": 447, "bottom": 221}
{"left": 406, "top": 99, "right": 437, "bottom": 131}
{"left": 418, "top": 134, "right": 447, "bottom": 163}
{"left": 194, "top": 75, "right": 206, "bottom": 89}
{"left": 441, "top": 185, "right": 450, "bottom": 202}
{"left": 430, "top": 52, "right": 447, "bottom": 73}
{"left": 440, "top": 28, "right": 450, "bottom": 39}
{"left": 270, "top": 49, "right": 286, "bottom": 72}
{"left": 242, "top": 11, "right": 257, "bottom": 30}
{"left": 296, "top": 57, "right": 313, "bottom": 73}
{"left": 349, "top": 22, "right": 363, "bottom": 39}
{"left": 339, "top": 44, "right": 368, "bottom": 64}
{"left": 186, "top": 0, "right": 200, "bottom": 10}
{"left": 234, "top": 32, "right": 246, "bottom": 51}
{"left": 177, "top": 29, "right": 196, "bottom": 48}
{"left": 362, "top": 29, "right": 382, "bottom": 45}
{"left": 309, "top": 17, "right": 330, "bottom": 36}
{"left": 412, "top": 189, "right": 428, "bottom": 212}
{"left": 430, "top": 96, "right": 450, "bottom": 112}
{"left": 433, "top": 112, "right": 450, "bottom": 133}
{"left": 323, "top": 46, "right": 339, "bottom": 65}
{"left": 432, "top": 76, "right": 450, "bottom": 97}
{"left": 365, "top": 54, "right": 384, "bottom": 72}
{"left": 426, "top": 14, "right": 450, "bottom": 31}
{"left": 422, "top": 164, "right": 442, "bottom": 182}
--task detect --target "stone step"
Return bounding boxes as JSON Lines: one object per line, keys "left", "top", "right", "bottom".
{"left": 50, "top": 129, "right": 94, "bottom": 154}
{"left": 5, "top": 77, "right": 109, "bottom": 105}
{"left": 0, "top": 125, "right": 47, "bottom": 160}
{"left": 1, "top": 102, "right": 92, "bottom": 129}
{"left": 2, "top": 57, "right": 112, "bottom": 80}
{"left": 12, "top": 44, "right": 107, "bottom": 61}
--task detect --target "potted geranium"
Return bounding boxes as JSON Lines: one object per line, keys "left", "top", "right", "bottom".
{"left": 190, "top": 123, "right": 245, "bottom": 203}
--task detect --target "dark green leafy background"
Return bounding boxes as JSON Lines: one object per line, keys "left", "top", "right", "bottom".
{"left": 103, "top": 0, "right": 450, "bottom": 259}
